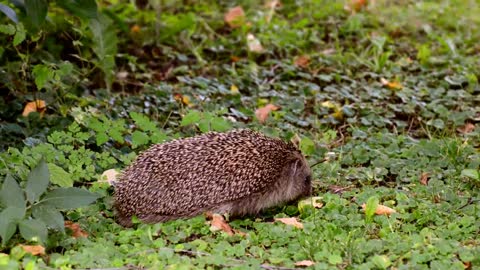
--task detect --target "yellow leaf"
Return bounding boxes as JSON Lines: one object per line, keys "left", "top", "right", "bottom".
{"left": 174, "top": 93, "right": 193, "bottom": 107}
{"left": 321, "top": 101, "right": 343, "bottom": 120}
{"left": 182, "top": 95, "right": 193, "bottom": 107}
{"left": 321, "top": 101, "right": 337, "bottom": 109}
{"left": 332, "top": 110, "right": 344, "bottom": 120}
{"left": 387, "top": 81, "right": 402, "bottom": 90}
{"left": 380, "top": 78, "right": 402, "bottom": 90}
{"left": 274, "top": 217, "right": 304, "bottom": 229}
{"left": 22, "top": 100, "right": 46, "bottom": 117}
{"left": 230, "top": 84, "right": 239, "bottom": 95}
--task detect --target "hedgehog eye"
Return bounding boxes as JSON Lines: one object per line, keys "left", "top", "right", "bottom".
{"left": 305, "top": 175, "right": 312, "bottom": 184}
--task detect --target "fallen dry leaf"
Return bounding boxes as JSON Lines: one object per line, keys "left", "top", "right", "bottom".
{"left": 457, "top": 123, "right": 475, "bottom": 134}
{"left": 328, "top": 185, "right": 352, "bottom": 194}
{"left": 230, "top": 55, "right": 241, "bottom": 62}
{"left": 116, "top": 71, "right": 129, "bottom": 81}
{"left": 22, "top": 100, "right": 46, "bottom": 117}
{"left": 100, "top": 169, "right": 120, "bottom": 185}
{"left": 295, "top": 260, "right": 315, "bottom": 267}
{"left": 274, "top": 217, "right": 304, "bottom": 229}
{"left": 182, "top": 95, "right": 193, "bottom": 107}
{"left": 294, "top": 55, "right": 310, "bottom": 68}
{"left": 173, "top": 93, "right": 193, "bottom": 107}
{"left": 247, "top": 33, "right": 264, "bottom": 53}
{"left": 321, "top": 48, "right": 336, "bottom": 55}
{"left": 130, "top": 24, "right": 141, "bottom": 33}
{"left": 224, "top": 6, "right": 245, "bottom": 28}
{"left": 19, "top": 244, "right": 45, "bottom": 256}
{"left": 230, "top": 84, "right": 240, "bottom": 95}
{"left": 65, "top": 221, "right": 89, "bottom": 238}
{"left": 209, "top": 214, "right": 234, "bottom": 236}
{"left": 255, "top": 103, "right": 279, "bottom": 123}
{"left": 380, "top": 78, "right": 402, "bottom": 90}
{"left": 345, "top": 0, "right": 369, "bottom": 13}
{"left": 361, "top": 203, "right": 397, "bottom": 215}
{"left": 420, "top": 172, "right": 429, "bottom": 186}
{"left": 332, "top": 110, "right": 344, "bottom": 121}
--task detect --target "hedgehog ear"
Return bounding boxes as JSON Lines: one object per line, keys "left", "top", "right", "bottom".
{"left": 293, "top": 160, "right": 300, "bottom": 175}
{"left": 289, "top": 157, "right": 301, "bottom": 176}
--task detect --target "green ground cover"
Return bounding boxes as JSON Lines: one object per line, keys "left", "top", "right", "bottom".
{"left": 0, "top": 0, "right": 479, "bottom": 269}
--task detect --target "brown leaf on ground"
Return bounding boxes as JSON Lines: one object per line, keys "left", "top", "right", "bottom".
{"left": 255, "top": 104, "right": 279, "bottom": 123}
{"left": 457, "top": 123, "right": 475, "bottom": 134}
{"left": 294, "top": 55, "right": 310, "bottom": 68}
{"left": 321, "top": 48, "right": 336, "bottom": 55}
{"left": 295, "top": 260, "right": 315, "bottom": 267}
{"left": 65, "top": 221, "right": 89, "bottom": 238}
{"left": 224, "top": 6, "right": 245, "bottom": 28}
{"left": 361, "top": 203, "right": 396, "bottom": 215}
{"left": 130, "top": 24, "right": 141, "bottom": 33}
{"left": 420, "top": 172, "right": 429, "bottom": 186}
{"left": 22, "top": 100, "right": 46, "bottom": 117}
{"left": 274, "top": 217, "right": 304, "bottom": 229}
{"left": 209, "top": 214, "right": 235, "bottom": 236}
{"left": 230, "top": 55, "right": 241, "bottom": 62}
{"left": 345, "top": 0, "right": 369, "bottom": 13}
{"left": 19, "top": 244, "right": 45, "bottom": 256}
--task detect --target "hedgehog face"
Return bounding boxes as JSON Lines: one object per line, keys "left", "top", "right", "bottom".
{"left": 292, "top": 157, "right": 313, "bottom": 198}
{"left": 280, "top": 155, "right": 312, "bottom": 202}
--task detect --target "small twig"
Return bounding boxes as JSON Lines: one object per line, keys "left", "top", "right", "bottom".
{"left": 458, "top": 197, "right": 480, "bottom": 210}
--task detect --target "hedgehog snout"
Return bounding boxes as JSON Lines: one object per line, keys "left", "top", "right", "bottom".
{"left": 290, "top": 159, "right": 312, "bottom": 199}
{"left": 303, "top": 174, "right": 313, "bottom": 196}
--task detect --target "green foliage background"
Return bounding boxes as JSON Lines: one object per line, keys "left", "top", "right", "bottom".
{"left": 0, "top": 0, "right": 479, "bottom": 269}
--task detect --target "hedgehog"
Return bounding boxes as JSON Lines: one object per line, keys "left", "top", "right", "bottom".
{"left": 114, "top": 129, "right": 312, "bottom": 227}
